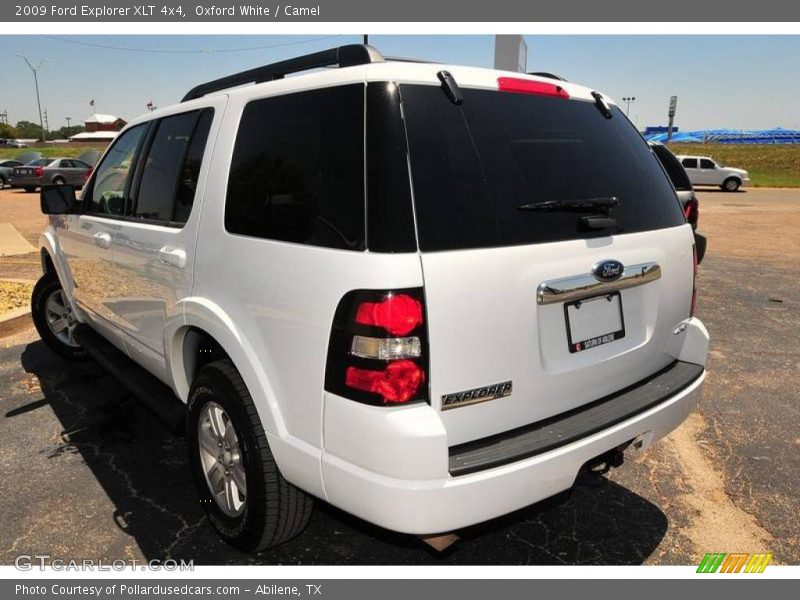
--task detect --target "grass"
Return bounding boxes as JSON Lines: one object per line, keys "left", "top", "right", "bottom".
{"left": 0, "top": 146, "right": 105, "bottom": 160}
{"left": 667, "top": 143, "right": 800, "bottom": 188}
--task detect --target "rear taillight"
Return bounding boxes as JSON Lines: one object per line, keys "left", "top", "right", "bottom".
{"left": 684, "top": 197, "right": 699, "bottom": 228}
{"left": 690, "top": 244, "right": 698, "bottom": 317}
{"left": 497, "top": 77, "right": 570, "bottom": 99}
{"left": 34, "top": 166, "right": 43, "bottom": 177}
{"left": 84, "top": 167, "right": 93, "bottom": 182}
{"left": 325, "top": 289, "right": 428, "bottom": 406}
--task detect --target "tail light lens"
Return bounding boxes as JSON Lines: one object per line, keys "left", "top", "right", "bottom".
{"left": 690, "top": 244, "right": 698, "bottom": 316}
{"left": 497, "top": 77, "right": 570, "bottom": 99}
{"left": 325, "top": 289, "right": 428, "bottom": 406}
{"left": 84, "top": 167, "right": 93, "bottom": 182}
{"left": 684, "top": 197, "right": 699, "bottom": 229}
{"left": 34, "top": 166, "right": 44, "bottom": 177}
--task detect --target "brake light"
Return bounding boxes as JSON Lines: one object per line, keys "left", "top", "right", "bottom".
{"left": 355, "top": 293, "right": 423, "bottom": 336}
{"left": 346, "top": 360, "right": 426, "bottom": 404}
{"left": 84, "top": 167, "right": 93, "bottom": 182}
{"left": 325, "top": 289, "right": 428, "bottom": 406}
{"left": 684, "top": 197, "right": 699, "bottom": 228}
{"left": 497, "top": 77, "right": 570, "bottom": 99}
{"left": 690, "top": 245, "right": 698, "bottom": 317}
{"left": 34, "top": 166, "right": 43, "bottom": 177}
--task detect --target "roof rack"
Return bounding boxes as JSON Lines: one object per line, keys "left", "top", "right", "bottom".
{"left": 181, "top": 44, "right": 385, "bottom": 102}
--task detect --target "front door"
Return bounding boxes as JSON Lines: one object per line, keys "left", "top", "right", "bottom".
{"left": 109, "top": 103, "right": 221, "bottom": 382}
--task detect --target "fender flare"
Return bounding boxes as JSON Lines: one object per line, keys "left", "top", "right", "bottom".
{"left": 171, "top": 297, "right": 287, "bottom": 439}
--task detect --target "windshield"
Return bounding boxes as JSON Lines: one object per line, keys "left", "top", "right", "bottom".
{"left": 399, "top": 85, "right": 685, "bottom": 251}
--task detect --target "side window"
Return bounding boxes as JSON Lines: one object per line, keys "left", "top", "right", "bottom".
{"left": 700, "top": 158, "right": 716, "bottom": 169}
{"left": 225, "top": 85, "right": 365, "bottom": 250}
{"left": 173, "top": 110, "right": 214, "bottom": 224}
{"left": 86, "top": 124, "right": 147, "bottom": 215}
{"left": 682, "top": 158, "right": 698, "bottom": 169}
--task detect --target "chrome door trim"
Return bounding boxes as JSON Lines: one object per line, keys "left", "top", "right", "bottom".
{"left": 537, "top": 262, "right": 661, "bottom": 305}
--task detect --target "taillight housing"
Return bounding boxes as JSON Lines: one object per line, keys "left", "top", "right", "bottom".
{"left": 497, "top": 77, "right": 570, "bottom": 99}
{"left": 34, "top": 166, "right": 44, "bottom": 177}
{"left": 684, "top": 196, "right": 699, "bottom": 229}
{"left": 690, "top": 244, "right": 698, "bottom": 317}
{"left": 325, "top": 288, "right": 429, "bottom": 406}
{"left": 84, "top": 167, "right": 93, "bottom": 182}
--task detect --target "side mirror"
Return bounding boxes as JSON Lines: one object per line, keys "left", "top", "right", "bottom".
{"left": 694, "top": 231, "right": 707, "bottom": 264}
{"left": 41, "top": 184, "right": 78, "bottom": 215}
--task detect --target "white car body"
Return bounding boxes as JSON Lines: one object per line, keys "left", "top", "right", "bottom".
{"left": 38, "top": 49, "right": 709, "bottom": 539}
{"left": 676, "top": 154, "right": 750, "bottom": 190}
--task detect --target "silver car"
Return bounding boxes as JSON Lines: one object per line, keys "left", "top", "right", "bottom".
{"left": 13, "top": 157, "right": 92, "bottom": 192}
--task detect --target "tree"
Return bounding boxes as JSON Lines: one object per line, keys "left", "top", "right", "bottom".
{"left": 0, "top": 123, "right": 19, "bottom": 139}
{"left": 51, "top": 125, "right": 85, "bottom": 140}
{"left": 14, "top": 120, "right": 43, "bottom": 139}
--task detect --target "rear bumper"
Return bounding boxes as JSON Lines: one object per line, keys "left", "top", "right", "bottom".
{"left": 321, "top": 362, "right": 704, "bottom": 535}
{"left": 11, "top": 176, "right": 42, "bottom": 187}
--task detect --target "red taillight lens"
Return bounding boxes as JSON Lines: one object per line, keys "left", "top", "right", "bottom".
{"left": 684, "top": 198, "right": 699, "bottom": 228}
{"left": 34, "top": 166, "right": 43, "bottom": 177}
{"left": 497, "top": 77, "right": 570, "bottom": 99}
{"left": 690, "top": 245, "right": 698, "bottom": 316}
{"left": 355, "top": 293, "right": 423, "bottom": 336}
{"left": 84, "top": 167, "right": 93, "bottom": 181}
{"left": 346, "top": 360, "right": 426, "bottom": 404}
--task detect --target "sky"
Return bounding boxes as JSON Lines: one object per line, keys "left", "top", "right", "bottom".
{"left": 2, "top": 34, "right": 799, "bottom": 132}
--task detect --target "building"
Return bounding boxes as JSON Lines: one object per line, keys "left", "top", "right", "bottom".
{"left": 69, "top": 113, "right": 127, "bottom": 143}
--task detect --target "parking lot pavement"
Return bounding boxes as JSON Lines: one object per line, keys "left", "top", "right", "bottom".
{"left": 0, "top": 188, "right": 798, "bottom": 565}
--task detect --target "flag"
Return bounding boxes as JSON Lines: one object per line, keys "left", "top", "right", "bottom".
{"left": 89, "top": 99, "right": 95, "bottom": 107}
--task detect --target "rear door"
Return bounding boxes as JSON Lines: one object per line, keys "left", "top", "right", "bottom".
{"left": 107, "top": 102, "right": 220, "bottom": 381}
{"left": 399, "top": 83, "right": 693, "bottom": 445}
{"left": 681, "top": 157, "right": 700, "bottom": 184}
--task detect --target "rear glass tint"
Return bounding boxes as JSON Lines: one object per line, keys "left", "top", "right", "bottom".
{"left": 651, "top": 144, "right": 693, "bottom": 191}
{"left": 400, "top": 85, "right": 685, "bottom": 251}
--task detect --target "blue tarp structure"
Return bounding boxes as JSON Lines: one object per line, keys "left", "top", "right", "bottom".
{"left": 645, "top": 128, "right": 800, "bottom": 144}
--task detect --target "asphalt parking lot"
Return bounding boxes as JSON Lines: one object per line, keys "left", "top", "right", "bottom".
{"left": 0, "top": 186, "right": 798, "bottom": 565}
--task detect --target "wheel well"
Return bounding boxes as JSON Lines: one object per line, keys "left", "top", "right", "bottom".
{"left": 41, "top": 250, "right": 55, "bottom": 276}
{"left": 724, "top": 176, "right": 741, "bottom": 183}
{"left": 181, "top": 327, "right": 229, "bottom": 387}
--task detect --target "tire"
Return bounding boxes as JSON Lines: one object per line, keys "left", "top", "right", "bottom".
{"left": 187, "top": 359, "right": 313, "bottom": 552}
{"left": 31, "top": 273, "right": 88, "bottom": 360}
{"left": 722, "top": 177, "right": 741, "bottom": 192}
{"left": 53, "top": 177, "right": 65, "bottom": 185}
{"left": 0, "top": 176, "right": 6, "bottom": 189}
{"left": 24, "top": 186, "right": 36, "bottom": 193}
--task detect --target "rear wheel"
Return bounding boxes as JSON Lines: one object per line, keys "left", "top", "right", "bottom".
{"left": 53, "top": 177, "right": 65, "bottom": 185}
{"left": 722, "top": 177, "right": 741, "bottom": 192}
{"left": 31, "top": 273, "right": 87, "bottom": 360}
{"left": 187, "top": 359, "right": 313, "bottom": 552}
{"left": 0, "top": 175, "right": 6, "bottom": 189}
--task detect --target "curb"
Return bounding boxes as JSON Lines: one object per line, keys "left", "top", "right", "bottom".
{"left": 0, "top": 306, "right": 33, "bottom": 338}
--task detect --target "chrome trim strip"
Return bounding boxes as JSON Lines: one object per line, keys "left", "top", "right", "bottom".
{"left": 537, "top": 262, "right": 661, "bottom": 305}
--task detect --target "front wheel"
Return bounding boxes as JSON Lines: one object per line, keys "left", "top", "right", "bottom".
{"left": 722, "top": 177, "right": 741, "bottom": 192}
{"left": 31, "top": 274, "right": 87, "bottom": 360}
{"left": 187, "top": 359, "right": 313, "bottom": 552}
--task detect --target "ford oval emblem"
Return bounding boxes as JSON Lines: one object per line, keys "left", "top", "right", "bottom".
{"left": 593, "top": 259, "right": 624, "bottom": 282}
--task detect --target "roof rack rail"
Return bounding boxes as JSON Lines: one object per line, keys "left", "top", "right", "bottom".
{"left": 181, "top": 44, "right": 385, "bottom": 102}
{"left": 528, "top": 72, "right": 568, "bottom": 82}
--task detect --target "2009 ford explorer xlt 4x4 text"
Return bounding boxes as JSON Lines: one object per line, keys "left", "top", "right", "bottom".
{"left": 32, "top": 45, "right": 709, "bottom": 552}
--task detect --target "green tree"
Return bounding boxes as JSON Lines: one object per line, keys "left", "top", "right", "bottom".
{"left": 0, "top": 123, "right": 19, "bottom": 139}
{"left": 51, "top": 125, "right": 85, "bottom": 140}
{"left": 15, "top": 120, "right": 44, "bottom": 139}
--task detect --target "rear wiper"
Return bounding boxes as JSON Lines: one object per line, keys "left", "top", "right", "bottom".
{"left": 517, "top": 197, "right": 619, "bottom": 213}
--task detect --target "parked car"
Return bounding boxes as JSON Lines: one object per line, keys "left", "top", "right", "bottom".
{"left": 0, "top": 139, "right": 29, "bottom": 148}
{"left": 12, "top": 157, "right": 91, "bottom": 192}
{"left": 33, "top": 45, "right": 709, "bottom": 552}
{"left": 649, "top": 142, "right": 699, "bottom": 229}
{"left": 0, "top": 159, "right": 24, "bottom": 188}
{"left": 676, "top": 154, "right": 750, "bottom": 192}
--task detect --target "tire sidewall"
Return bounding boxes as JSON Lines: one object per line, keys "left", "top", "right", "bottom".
{"left": 723, "top": 178, "right": 740, "bottom": 192}
{"left": 31, "top": 274, "right": 87, "bottom": 360}
{"left": 186, "top": 365, "right": 268, "bottom": 549}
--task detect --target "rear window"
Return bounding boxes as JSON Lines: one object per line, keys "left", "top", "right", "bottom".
{"left": 399, "top": 85, "right": 685, "bottom": 251}
{"left": 651, "top": 144, "right": 692, "bottom": 191}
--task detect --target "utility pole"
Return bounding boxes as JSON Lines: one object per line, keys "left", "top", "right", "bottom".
{"left": 43, "top": 109, "right": 49, "bottom": 140}
{"left": 17, "top": 54, "right": 48, "bottom": 142}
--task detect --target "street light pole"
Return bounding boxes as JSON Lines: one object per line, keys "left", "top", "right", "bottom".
{"left": 17, "top": 54, "right": 48, "bottom": 142}
{"left": 66, "top": 116, "right": 72, "bottom": 129}
{"left": 622, "top": 96, "right": 636, "bottom": 117}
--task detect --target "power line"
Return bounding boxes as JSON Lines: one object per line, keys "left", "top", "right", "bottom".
{"left": 41, "top": 34, "right": 344, "bottom": 55}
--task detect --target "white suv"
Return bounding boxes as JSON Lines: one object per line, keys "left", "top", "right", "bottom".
{"left": 677, "top": 154, "right": 750, "bottom": 192}
{"left": 32, "top": 45, "right": 709, "bottom": 552}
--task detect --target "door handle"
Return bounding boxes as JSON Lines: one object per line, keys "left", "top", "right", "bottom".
{"left": 92, "top": 232, "right": 112, "bottom": 249}
{"left": 158, "top": 246, "right": 187, "bottom": 269}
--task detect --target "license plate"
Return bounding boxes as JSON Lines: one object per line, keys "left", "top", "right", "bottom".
{"left": 564, "top": 292, "right": 625, "bottom": 353}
